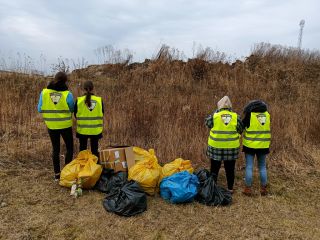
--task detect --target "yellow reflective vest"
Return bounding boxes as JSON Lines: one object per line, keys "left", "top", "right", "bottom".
{"left": 76, "top": 95, "right": 103, "bottom": 135}
{"left": 243, "top": 111, "right": 271, "bottom": 149}
{"left": 208, "top": 110, "right": 240, "bottom": 148}
{"left": 41, "top": 89, "right": 72, "bottom": 130}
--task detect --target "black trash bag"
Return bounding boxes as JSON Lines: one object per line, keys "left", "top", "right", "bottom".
{"left": 103, "top": 180, "right": 147, "bottom": 217}
{"left": 195, "top": 169, "right": 232, "bottom": 206}
{"left": 95, "top": 168, "right": 127, "bottom": 194}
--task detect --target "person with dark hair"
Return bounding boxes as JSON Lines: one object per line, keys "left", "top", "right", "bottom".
{"left": 74, "top": 80, "right": 104, "bottom": 157}
{"left": 242, "top": 100, "right": 271, "bottom": 196}
{"left": 205, "top": 96, "right": 243, "bottom": 193}
{"left": 37, "top": 71, "right": 74, "bottom": 181}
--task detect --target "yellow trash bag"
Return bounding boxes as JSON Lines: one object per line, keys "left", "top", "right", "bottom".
{"left": 133, "top": 147, "right": 156, "bottom": 163}
{"left": 159, "top": 158, "right": 194, "bottom": 184}
{"left": 59, "top": 150, "right": 102, "bottom": 189}
{"left": 128, "top": 147, "right": 161, "bottom": 195}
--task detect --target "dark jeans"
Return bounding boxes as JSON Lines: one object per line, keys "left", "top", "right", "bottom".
{"left": 79, "top": 136, "right": 99, "bottom": 157}
{"left": 48, "top": 127, "right": 73, "bottom": 175}
{"left": 210, "top": 159, "right": 236, "bottom": 190}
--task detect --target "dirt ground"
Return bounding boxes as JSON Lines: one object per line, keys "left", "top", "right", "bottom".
{"left": 1, "top": 163, "right": 319, "bottom": 240}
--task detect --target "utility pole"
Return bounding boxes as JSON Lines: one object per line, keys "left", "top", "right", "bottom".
{"left": 298, "top": 19, "right": 305, "bottom": 49}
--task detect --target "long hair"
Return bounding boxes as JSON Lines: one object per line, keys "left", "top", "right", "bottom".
{"left": 54, "top": 72, "right": 68, "bottom": 83}
{"left": 83, "top": 80, "right": 94, "bottom": 108}
{"left": 47, "top": 72, "right": 68, "bottom": 90}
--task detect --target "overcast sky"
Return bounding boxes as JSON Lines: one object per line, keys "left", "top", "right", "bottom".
{"left": 0, "top": 0, "right": 319, "bottom": 71}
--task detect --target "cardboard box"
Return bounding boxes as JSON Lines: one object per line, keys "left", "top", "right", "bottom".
{"left": 99, "top": 146, "right": 135, "bottom": 172}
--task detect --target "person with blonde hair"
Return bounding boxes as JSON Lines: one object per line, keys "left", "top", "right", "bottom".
{"left": 205, "top": 96, "right": 243, "bottom": 193}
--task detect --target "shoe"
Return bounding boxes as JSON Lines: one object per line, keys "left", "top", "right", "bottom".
{"left": 260, "top": 185, "right": 268, "bottom": 196}
{"left": 54, "top": 173, "right": 60, "bottom": 182}
{"left": 242, "top": 186, "right": 252, "bottom": 196}
{"left": 228, "top": 189, "right": 234, "bottom": 194}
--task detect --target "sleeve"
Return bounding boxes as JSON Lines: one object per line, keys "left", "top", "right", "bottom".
{"left": 74, "top": 99, "right": 78, "bottom": 118}
{"left": 236, "top": 115, "right": 244, "bottom": 134}
{"left": 66, "top": 92, "right": 75, "bottom": 113}
{"left": 205, "top": 114, "right": 214, "bottom": 129}
{"left": 37, "top": 91, "right": 43, "bottom": 113}
{"left": 242, "top": 112, "right": 250, "bottom": 129}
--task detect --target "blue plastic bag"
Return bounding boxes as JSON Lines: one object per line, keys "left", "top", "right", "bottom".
{"left": 160, "top": 171, "right": 199, "bottom": 203}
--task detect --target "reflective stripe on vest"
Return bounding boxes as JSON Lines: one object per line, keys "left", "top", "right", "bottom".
{"left": 243, "top": 111, "right": 271, "bottom": 149}
{"left": 41, "top": 89, "right": 72, "bottom": 130}
{"left": 208, "top": 110, "right": 240, "bottom": 148}
{"left": 76, "top": 95, "right": 103, "bottom": 135}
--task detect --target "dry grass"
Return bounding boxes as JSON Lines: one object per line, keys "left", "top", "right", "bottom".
{"left": 0, "top": 167, "right": 319, "bottom": 240}
{"left": 0, "top": 43, "right": 320, "bottom": 239}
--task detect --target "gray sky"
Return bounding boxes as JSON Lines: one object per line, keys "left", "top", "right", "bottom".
{"left": 0, "top": 0, "right": 319, "bottom": 71}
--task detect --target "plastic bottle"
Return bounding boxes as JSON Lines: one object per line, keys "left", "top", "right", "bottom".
{"left": 70, "top": 181, "right": 77, "bottom": 196}
{"left": 75, "top": 178, "right": 83, "bottom": 198}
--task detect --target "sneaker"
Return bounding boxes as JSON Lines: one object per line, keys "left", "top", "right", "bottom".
{"left": 54, "top": 173, "right": 60, "bottom": 182}
{"left": 242, "top": 186, "right": 252, "bottom": 196}
{"left": 260, "top": 185, "right": 268, "bottom": 196}
{"left": 228, "top": 189, "right": 234, "bottom": 194}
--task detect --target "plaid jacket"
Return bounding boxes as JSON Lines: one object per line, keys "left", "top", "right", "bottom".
{"left": 205, "top": 108, "right": 243, "bottom": 161}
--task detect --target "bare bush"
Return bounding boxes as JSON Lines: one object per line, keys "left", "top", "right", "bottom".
{"left": 94, "top": 45, "right": 133, "bottom": 65}
{"left": 51, "top": 57, "right": 70, "bottom": 73}
{"left": 153, "top": 44, "right": 185, "bottom": 62}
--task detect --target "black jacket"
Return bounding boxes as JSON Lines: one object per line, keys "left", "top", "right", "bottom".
{"left": 242, "top": 100, "right": 268, "bottom": 128}
{"left": 74, "top": 94, "right": 104, "bottom": 139}
{"left": 47, "top": 80, "right": 68, "bottom": 91}
{"left": 242, "top": 100, "right": 270, "bottom": 154}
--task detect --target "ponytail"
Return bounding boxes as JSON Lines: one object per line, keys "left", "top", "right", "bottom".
{"left": 85, "top": 90, "right": 92, "bottom": 108}
{"left": 83, "top": 80, "right": 94, "bottom": 108}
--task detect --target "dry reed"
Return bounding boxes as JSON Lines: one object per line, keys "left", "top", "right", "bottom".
{"left": 0, "top": 43, "right": 319, "bottom": 176}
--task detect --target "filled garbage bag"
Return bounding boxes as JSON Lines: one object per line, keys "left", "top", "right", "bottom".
{"left": 195, "top": 169, "right": 232, "bottom": 206}
{"left": 60, "top": 150, "right": 102, "bottom": 189}
{"left": 95, "top": 168, "right": 128, "bottom": 194}
{"left": 160, "top": 171, "right": 199, "bottom": 204}
{"left": 133, "top": 147, "right": 156, "bottom": 163}
{"left": 103, "top": 180, "right": 147, "bottom": 217}
{"left": 159, "top": 158, "right": 194, "bottom": 183}
{"left": 128, "top": 148, "right": 161, "bottom": 195}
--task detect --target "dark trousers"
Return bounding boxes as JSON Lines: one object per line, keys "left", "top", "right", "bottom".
{"left": 48, "top": 127, "right": 73, "bottom": 175}
{"left": 79, "top": 136, "right": 99, "bottom": 157}
{"left": 210, "top": 159, "right": 236, "bottom": 190}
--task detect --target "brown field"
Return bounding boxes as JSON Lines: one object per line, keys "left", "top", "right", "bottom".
{"left": 0, "top": 43, "right": 320, "bottom": 239}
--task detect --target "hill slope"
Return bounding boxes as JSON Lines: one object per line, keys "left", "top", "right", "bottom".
{"left": 0, "top": 44, "right": 319, "bottom": 239}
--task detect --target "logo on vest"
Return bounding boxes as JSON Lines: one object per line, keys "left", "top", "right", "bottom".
{"left": 256, "top": 113, "right": 267, "bottom": 125}
{"left": 221, "top": 114, "right": 232, "bottom": 125}
{"left": 87, "top": 100, "right": 97, "bottom": 111}
{"left": 50, "top": 93, "right": 62, "bottom": 105}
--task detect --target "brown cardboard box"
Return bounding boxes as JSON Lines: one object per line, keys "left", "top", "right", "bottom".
{"left": 99, "top": 146, "right": 135, "bottom": 172}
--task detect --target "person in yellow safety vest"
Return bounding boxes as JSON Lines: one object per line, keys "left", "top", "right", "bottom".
{"left": 37, "top": 72, "right": 74, "bottom": 181}
{"left": 205, "top": 96, "right": 243, "bottom": 193}
{"left": 242, "top": 100, "right": 271, "bottom": 196}
{"left": 74, "top": 80, "right": 104, "bottom": 157}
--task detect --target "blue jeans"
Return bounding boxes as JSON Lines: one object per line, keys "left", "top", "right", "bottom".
{"left": 245, "top": 153, "right": 268, "bottom": 187}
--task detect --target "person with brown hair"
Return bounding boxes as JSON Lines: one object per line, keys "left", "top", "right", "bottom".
{"left": 205, "top": 96, "right": 243, "bottom": 193}
{"left": 242, "top": 100, "right": 271, "bottom": 196}
{"left": 74, "top": 80, "right": 104, "bottom": 157}
{"left": 37, "top": 72, "right": 74, "bottom": 181}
